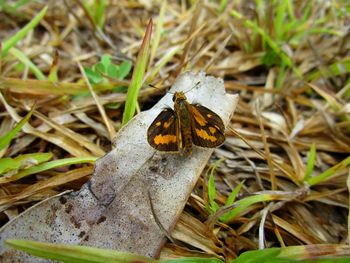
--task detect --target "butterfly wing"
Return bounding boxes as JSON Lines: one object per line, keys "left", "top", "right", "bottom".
{"left": 147, "top": 108, "right": 179, "bottom": 152}
{"left": 189, "top": 104, "right": 225, "bottom": 147}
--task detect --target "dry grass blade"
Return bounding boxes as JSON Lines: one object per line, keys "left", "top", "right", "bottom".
{"left": 0, "top": 92, "right": 92, "bottom": 156}
{"left": 0, "top": 166, "right": 92, "bottom": 211}
{"left": 34, "top": 111, "right": 105, "bottom": 156}
{"left": 255, "top": 101, "right": 276, "bottom": 190}
{"left": 0, "top": 1, "right": 349, "bottom": 262}
{"left": 228, "top": 127, "right": 298, "bottom": 184}
{"left": 77, "top": 61, "right": 116, "bottom": 140}
{"left": 171, "top": 213, "right": 223, "bottom": 258}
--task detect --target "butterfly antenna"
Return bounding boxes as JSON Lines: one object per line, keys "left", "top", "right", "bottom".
{"left": 149, "top": 81, "right": 200, "bottom": 95}
{"left": 183, "top": 81, "right": 201, "bottom": 94}
{"left": 148, "top": 83, "right": 158, "bottom": 89}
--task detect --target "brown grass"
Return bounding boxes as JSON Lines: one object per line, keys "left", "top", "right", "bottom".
{"left": 0, "top": 0, "right": 349, "bottom": 261}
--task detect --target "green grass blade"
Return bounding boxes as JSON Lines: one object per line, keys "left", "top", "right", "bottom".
{"left": 0, "top": 0, "right": 31, "bottom": 15}
{"left": 165, "top": 258, "right": 223, "bottom": 263}
{"left": 0, "top": 158, "right": 20, "bottom": 174}
{"left": 0, "top": 153, "right": 53, "bottom": 174}
{"left": 219, "top": 181, "right": 244, "bottom": 221}
{"left": 274, "top": 0, "right": 288, "bottom": 41}
{"left": 306, "top": 156, "right": 350, "bottom": 186}
{"left": 1, "top": 6, "right": 48, "bottom": 57}
{"left": 224, "top": 181, "right": 244, "bottom": 206}
{"left": 232, "top": 9, "right": 304, "bottom": 78}
{"left": 303, "top": 143, "right": 316, "bottom": 182}
{"left": 220, "top": 193, "right": 277, "bottom": 222}
{"left": 6, "top": 239, "right": 157, "bottom": 263}
{"left": 231, "top": 247, "right": 282, "bottom": 263}
{"left": 231, "top": 10, "right": 292, "bottom": 68}
{"left": 207, "top": 159, "right": 225, "bottom": 213}
{"left": 0, "top": 105, "right": 34, "bottom": 151}
{"left": 0, "top": 156, "right": 97, "bottom": 183}
{"left": 208, "top": 173, "right": 219, "bottom": 213}
{"left": 147, "top": 46, "right": 181, "bottom": 83}
{"left": 306, "top": 58, "right": 350, "bottom": 82}
{"left": 48, "top": 50, "right": 59, "bottom": 82}
{"left": 232, "top": 246, "right": 350, "bottom": 263}
{"left": 93, "top": 0, "right": 106, "bottom": 28}
{"left": 275, "top": 63, "right": 288, "bottom": 89}
{"left": 218, "top": 0, "right": 229, "bottom": 13}
{"left": 14, "top": 152, "right": 53, "bottom": 163}
{"left": 10, "top": 47, "right": 46, "bottom": 80}
{"left": 122, "top": 18, "right": 153, "bottom": 126}
{"left": 149, "top": 0, "right": 166, "bottom": 67}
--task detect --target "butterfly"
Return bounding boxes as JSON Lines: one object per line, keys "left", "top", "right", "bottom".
{"left": 147, "top": 91, "right": 225, "bottom": 156}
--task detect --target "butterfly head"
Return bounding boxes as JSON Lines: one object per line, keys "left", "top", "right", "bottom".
{"left": 172, "top": 91, "right": 187, "bottom": 103}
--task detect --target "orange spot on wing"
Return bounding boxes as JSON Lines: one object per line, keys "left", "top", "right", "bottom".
{"left": 156, "top": 121, "right": 161, "bottom": 126}
{"left": 163, "top": 120, "right": 172, "bottom": 128}
{"left": 195, "top": 129, "right": 217, "bottom": 142}
{"left": 209, "top": 127, "right": 217, "bottom": 134}
{"left": 154, "top": 134, "right": 177, "bottom": 145}
{"left": 191, "top": 107, "right": 207, "bottom": 126}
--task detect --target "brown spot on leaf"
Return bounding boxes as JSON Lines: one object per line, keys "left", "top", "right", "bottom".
{"left": 97, "top": 216, "right": 106, "bottom": 224}
{"left": 70, "top": 216, "right": 81, "bottom": 229}
{"left": 65, "top": 203, "right": 73, "bottom": 214}
{"left": 59, "top": 196, "right": 67, "bottom": 204}
{"left": 78, "top": 231, "right": 86, "bottom": 238}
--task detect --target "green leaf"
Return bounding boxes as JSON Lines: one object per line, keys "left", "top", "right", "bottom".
{"left": 101, "top": 54, "right": 111, "bottom": 68}
{"left": 116, "top": 60, "right": 132, "bottom": 79}
{"left": 84, "top": 67, "right": 102, "bottom": 84}
{"left": 0, "top": 106, "right": 34, "bottom": 151}
{"left": 106, "top": 63, "right": 119, "bottom": 78}
{"left": 94, "top": 62, "right": 106, "bottom": 75}
{"left": 84, "top": 53, "right": 132, "bottom": 84}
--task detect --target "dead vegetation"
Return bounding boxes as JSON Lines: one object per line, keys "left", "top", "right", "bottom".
{"left": 0, "top": 0, "right": 349, "bottom": 261}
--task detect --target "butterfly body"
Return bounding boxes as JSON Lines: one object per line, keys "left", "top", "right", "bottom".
{"left": 174, "top": 92, "right": 194, "bottom": 155}
{"left": 147, "top": 91, "right": 225, "bottom": 156}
